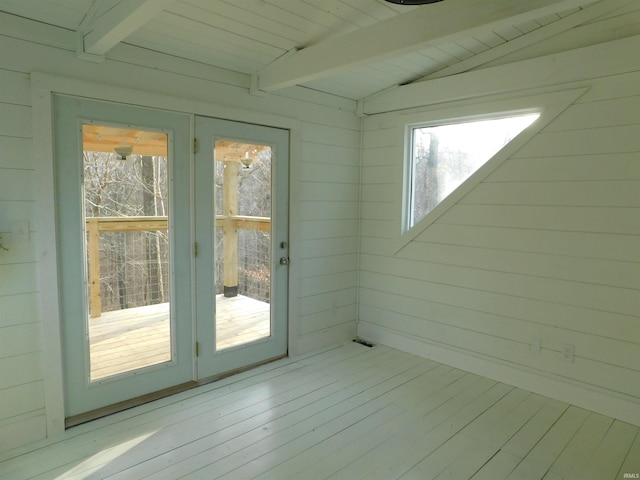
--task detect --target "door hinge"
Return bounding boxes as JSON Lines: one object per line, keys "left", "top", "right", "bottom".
{"left": 193, "top": 138, "right": 198, "bottom": 154}
{"left": 195, "top": 342, "right": 200, "bottom": 357}
{"left": 194, "top": 242, "right": 198, "bottom": 257}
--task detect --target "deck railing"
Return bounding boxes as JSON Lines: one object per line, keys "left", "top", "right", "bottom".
{"left": 86, "top": 215, "right": 270, "bottom": 318}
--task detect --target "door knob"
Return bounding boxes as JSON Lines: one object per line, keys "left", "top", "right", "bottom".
{"left": 279, "top": 257, "right": 289, "bottom": 265}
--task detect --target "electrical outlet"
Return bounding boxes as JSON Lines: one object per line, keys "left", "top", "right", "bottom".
{"left": 529, "top": 338, "right": 541, "bottom": 354}
{"left": 561, "top": 344, "right": 575, "bottom": 363}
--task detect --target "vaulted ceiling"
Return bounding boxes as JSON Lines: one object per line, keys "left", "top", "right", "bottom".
{"left": 1, "top": 0, "right": 637, "bottom": 101}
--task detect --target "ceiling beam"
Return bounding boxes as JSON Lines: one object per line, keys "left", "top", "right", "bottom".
{"left": 361, "top": 34, "right": 640, "bottom": 115}
{"left": 419, "top": 0, "right": 635, "bottom": 81}
{"left": 255, "top": 0, "right": 600, "bottom": 93}
{"left": 77, "top": 0, "right": 174, "bottom": 61}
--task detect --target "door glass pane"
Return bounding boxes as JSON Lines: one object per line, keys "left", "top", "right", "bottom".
{"left": 82, "top": 124, "right": 171, "bottom": 380}
{"left": 214, "top": 140, "right": 271, "bottom": 350}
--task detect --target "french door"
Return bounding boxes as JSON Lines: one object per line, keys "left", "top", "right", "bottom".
{"left": 194, "top": 116, "right": 289, "bottom": 379}
{"left": 54, "top": 96, "right": 288, "bottom": 423}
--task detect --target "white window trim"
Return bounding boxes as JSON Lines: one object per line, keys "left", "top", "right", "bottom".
{"left": 403, "top": 110, "right": 541, "bottom": 233}
{"left": 391, "top": 87, "right": 590, "bottom": 256}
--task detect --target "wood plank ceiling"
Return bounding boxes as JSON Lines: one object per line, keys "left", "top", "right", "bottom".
{"left": 0, "top": 0, "right": 623, "bottom": 100}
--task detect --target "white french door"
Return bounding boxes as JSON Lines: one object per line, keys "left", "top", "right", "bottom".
{"left": 54, "top": 96, "right": 289, "bottom": 423}
{"left": 194, "top": 116, "right": 289, "bottom": 380}
{"left": 54, "top": 95, "right": 194, "bottom": 422}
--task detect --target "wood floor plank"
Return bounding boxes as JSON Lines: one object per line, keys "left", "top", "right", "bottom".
{"left": 505, "top": 406, "right": 591, "bottom": 480}
{"left": 402, "top": 389, "right": 535, "bottom": 480}
{"left": 323, "top": 372, "right": 481, "bottom": 479}
{"left": 61, "top": 348, "right": 400, "bottom": 480}
{"left": 467, "top": 395, "right": 550, "bottom": 480}
{"left": 330, "top": 378, "right": 505, "bottom": 480}
{"left": 282, "top": 367, "right": 469, "bottom": 480}
{"left": 1, "top": 344, "right": 639, "bottom": 480}
{"left": 270, "top": 402, "right": 408, "bottom": 480}
{"left": 162, "top": 356, "right": 437, "bottom": 479}
{"left": 500, "top": 399, "right": 569, "bottom": 459}
{"left": 470, "top": 451, "right": 524, "bottom": 480}
{"left": 5, "top": 344, "right": 372, "bottom": 479}
{"left": 255, "top": 365, "right": 461, "bottom": 480}
{"left": 327, "top": 373, "right": 486, "bottom": 480}
{"left": 239, "top": 363, "right": 459, "bottom": 480}
{"left": 437, "top": 393, "right": 549, "bottom": 480}
{"left": 617, "top": 430, "right": 640, "bottom": 480}
{"left": 34, "top": 374, "right": 340, "bottom": 480}
{"left": 544, "top": 411, "right": 614, "bottom": 479}
{"left": 401, "top": 432, "right": 480, "bottom": 480}
{"left": 365, "top": 383, "right": 513, "bottom": 480}
{"left": 432, "top": 440, "right": 503, "bottom": 480}
{"left": 103, "top": 349, "right": 420, "bottom": 479}
{"left": 577, "top": 420, "right": 639, "bottom": 480}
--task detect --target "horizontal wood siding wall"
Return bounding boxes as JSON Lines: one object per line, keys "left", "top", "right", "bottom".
{"left": 359, "top": 50, "right": 640, "bottom": 424}
{"left": 296, "top": 129, "right": 360, "bottom": 352}
{"left": 0, "top": 68, "right": 45, "bottom": 453}
{"left": 0, "top": 13, "right": 359, "bottom": 455}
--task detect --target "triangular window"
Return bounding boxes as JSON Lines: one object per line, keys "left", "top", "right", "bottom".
{"left": 408, "top": 113, "right": 539, "bottom": 228}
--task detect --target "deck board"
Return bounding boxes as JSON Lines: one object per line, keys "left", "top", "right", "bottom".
{"left": 1, "top": 343, "right": 638, "bottom": 480}
{"left": 89, "top": 294, "right": 270, "bottom": 380}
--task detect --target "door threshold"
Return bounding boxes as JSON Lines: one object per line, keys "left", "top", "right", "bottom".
{"left": 65, "top": 381, "right": 198, "bottom": 428}
{"left": 65, "top": 354, "right": 288, "bottom": 428}
{"left": 196, "top": 353, "right": 288, "bottom": 387}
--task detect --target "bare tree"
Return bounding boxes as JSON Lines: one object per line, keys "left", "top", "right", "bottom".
{"left": 84, "top": 152, "right": 169, "bottom": 312}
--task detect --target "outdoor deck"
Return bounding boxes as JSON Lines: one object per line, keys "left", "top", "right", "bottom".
{"left": 89, "top": 294, "right": 270, "bottom": 380}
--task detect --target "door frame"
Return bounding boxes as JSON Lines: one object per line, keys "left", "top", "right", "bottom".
{"left": 32, "top": 73, "right": 302, "bottom": 438}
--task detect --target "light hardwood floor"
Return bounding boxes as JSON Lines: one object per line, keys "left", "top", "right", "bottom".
{"left": 90, "top": 295, "right": 270, "bottom": 380}
{"left": 1, "top": 343, "right": 639, "bottom": 479}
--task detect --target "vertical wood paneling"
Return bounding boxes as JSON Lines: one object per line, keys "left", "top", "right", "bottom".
{"left": 359, "top": 60, "right": 640, "bottom": 424}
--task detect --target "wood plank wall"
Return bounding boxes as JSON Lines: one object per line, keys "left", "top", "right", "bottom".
{"left": 0, "top": 67, "right": 46, "bottom": 453}
{"left": 0, "top": 12, "right": 360, "bottom": 455}
{"left": 296, "top": 129, "right": 360, "bottom": 350}
{"left": 359, "top": 41, "right": 640, "bottom": 425}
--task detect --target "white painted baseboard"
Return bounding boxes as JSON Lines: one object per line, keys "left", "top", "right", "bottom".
{"left": 294, "top": 323, "right": 357, "bottom": 356}
{"left": 358, "top": 321, "right": 640, "bottom": 427}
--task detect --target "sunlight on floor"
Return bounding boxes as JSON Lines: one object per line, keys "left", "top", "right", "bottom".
{"left": 55, "top": 431, "right": 158, "bottom": 479}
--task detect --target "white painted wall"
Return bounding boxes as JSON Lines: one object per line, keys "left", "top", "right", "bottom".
{"left": 0, "top": 67, "right": 46, "bottom": 455}
{"left": 4, "top": 3, "right": 640, "bottom": 459}
{"left": 359, "top": 36, "right": 640, "bottom": 426}
{"left": 0, "top": 12, "right": 359, "bottom": 455}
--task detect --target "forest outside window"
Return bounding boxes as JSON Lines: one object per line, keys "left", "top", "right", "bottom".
{"left": 406, "top": 113, "right": 539, "bottom": 230}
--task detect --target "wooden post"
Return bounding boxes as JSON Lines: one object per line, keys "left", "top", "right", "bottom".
{"left": 87, "top": 217, "right": 102, "bottom": 318}
{"left": 223, "top": 161, "right": 239, "bottom": 297}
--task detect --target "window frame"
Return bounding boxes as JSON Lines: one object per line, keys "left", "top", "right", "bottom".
{"left": 390, "top": 88, "right": 590, "bottom": 255}
{"left": 404, "top": 111, "right": 540, "bottom": 233}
